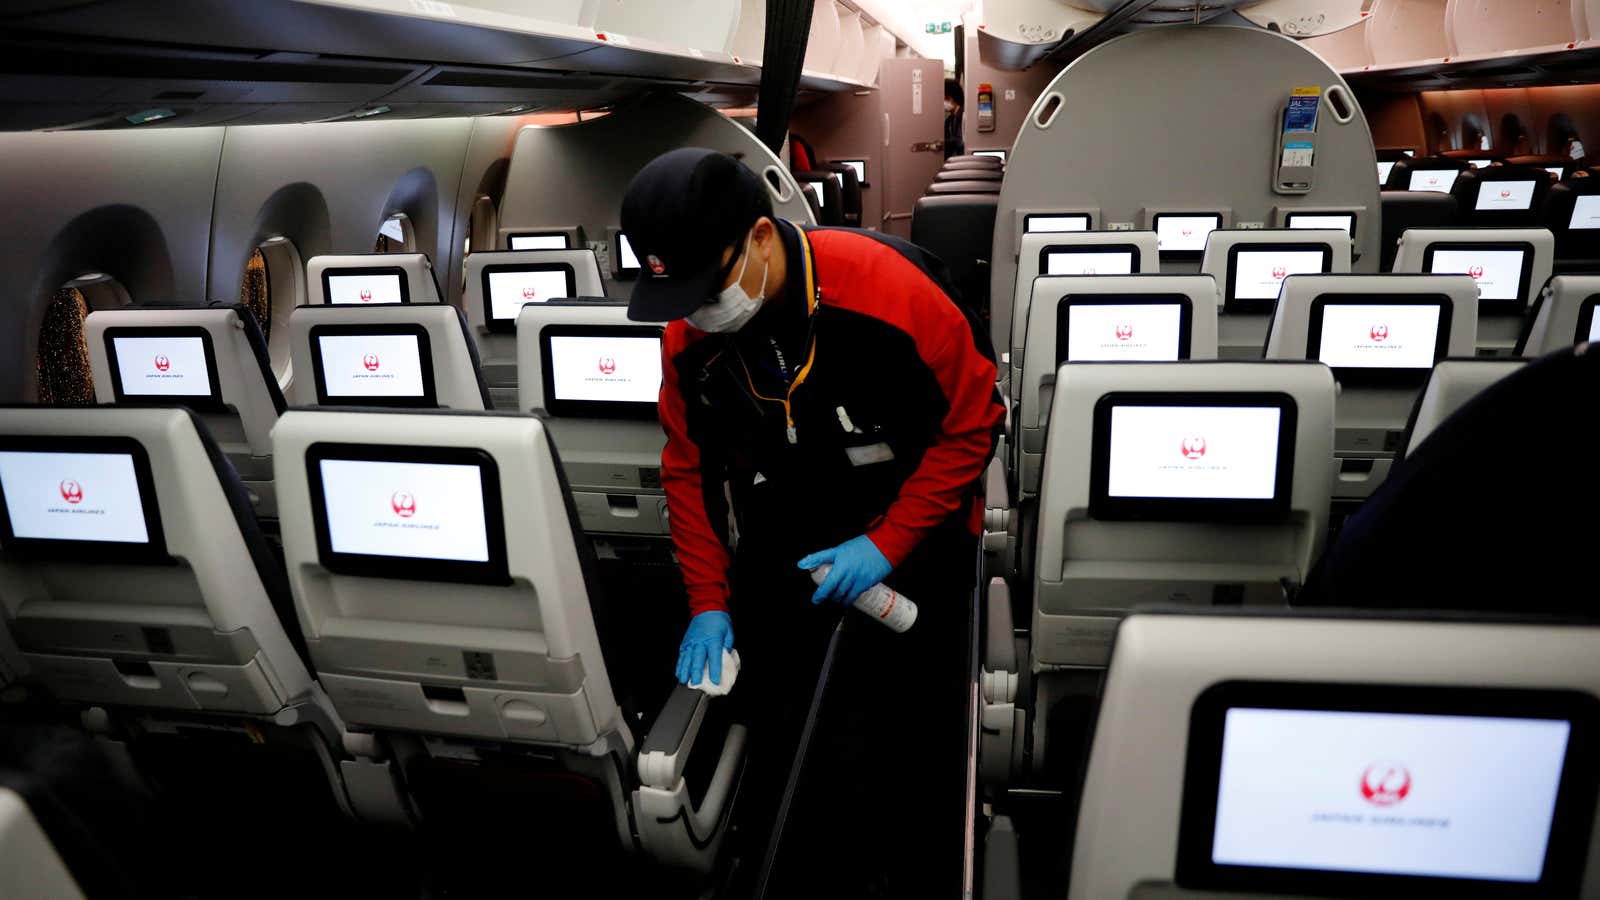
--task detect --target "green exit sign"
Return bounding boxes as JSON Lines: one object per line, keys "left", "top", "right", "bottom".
{"left": 927, "top": 21, "right": 953, "bottom": 33}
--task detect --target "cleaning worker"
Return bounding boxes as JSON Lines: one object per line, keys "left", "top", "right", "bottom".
{"left": 622, "top": 147, "right": 1002, "bottom": 897}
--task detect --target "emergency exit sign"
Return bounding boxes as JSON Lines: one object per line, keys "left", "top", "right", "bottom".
{"left": 925, "top": 21, "right": 952, "bottom": 33}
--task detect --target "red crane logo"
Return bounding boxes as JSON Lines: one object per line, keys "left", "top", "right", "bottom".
{"left": 1115, "top": 323, "right": 1134, "bottom": 341}
{"left": 1370, "top": 324, "right": 1389, "bottom": 342}
{"left": 362, "top": 354, "right": 380, "bottom": 372}
{"left": 153, "top": 355, "right": 171, "bottom": 372}
{"left": 1360, "top": 763, "right": 1411, "bottom": 807}
{"left": 391, "top": 491, "right": 416, "bottom": 518}
{"left": 1181, "top": 437, "right": 1207, "bottom": 460}
{"left": 59, "top": 480, "right": 83, "bottom": 505}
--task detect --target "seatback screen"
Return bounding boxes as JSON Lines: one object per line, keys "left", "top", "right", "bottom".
{"left": 1178, "top": 683, "right": 1600, "bottom": 898}
{"left": 508, "top": 233, "right": 569, "bottom": 250}
{"left": 1378, "top": 161, "right": 1396, "bottom": 185}
{"left": 1476, "top": 181, "right": 1537, "bottom": 211}
{"left": 1044, "top": 249, "right": 1136, "bottom": 276}
{"left": 1025, "top": 214, "right": 1091, "bottom": 234}
{"left": 0, "top": 451, "right": 149, "bottom": 544}
{"left": 1547, "top": 166, "right": 1567, "bottom": 179}
{"left": 306, "top": 444, "right": 509, "bottom": 585}
{"left": 110, "top": 335, "right": 214, "bottom": 399}
{"left": 806, "top": 182, "right": 825, "bottom": 207}
{"left": 1569, "top": 195, "right": 1600, "bottom": 230}
{"left": 310, "top": 326, "right": 434, "bottom": 407}
{"left": 326, "top": 271, "right": 407, "bottom": 305}
{"left": 616, "top": 233, "right": 641, "bottom": 272}
{"left": 1409, "top": 169, "right": 1459, "bottom": 193}
{"left": 539, "top": 325, "right": 664, "bottom": 420}
{"left": 840, "top": 160, "right": 867, "bottom": 183}
{"left": 1309, "top": 298, "right": 1449, "bottom": 379}
{"left": 1154, "top": 214, "right": 1221, "bottom": 255}
{"left": 1468, "top": 158, "right": 1492, "bottom": 169}
{"left": 974, "top": 150, "right": 1006, "bottom": 162}
{"left": 1286, "top": 213, "right": 1355, "bottom": 236}
{"left": 1057, "top": 296, "right": 1190, "bottom": 364}
{"left": 481, "top": 264, "right": 578, "bottom": 331}
{"left": 0, "top": 437, "right": 167, "bottom": 560}
{"left": 1426, "top": 246, "right": 1528, "bottom": 303}
{"left": 1090, "top": 392, "right": 1297, "bottom": 522}
{"left": 1229, "top": 247, "right": 1330, "bottom": 306}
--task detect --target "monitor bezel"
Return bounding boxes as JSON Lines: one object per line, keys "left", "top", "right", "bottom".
{"left": 1152, "top": 213, "right": 1224, "bottom": 261}
{"left": 538, "top": 323, "right": 664, "bottom": 421}
{"left": 479, "top": 262, "right": 579, "bottom": 333}
{"left": 1420, "top": 241, "right": 1535, "bottom": 313}
{"left": 1472, "top": 179, "right": 1540, "bottom": 212}
{"left": 0, "top": 435, "right": 170, "bottom": 563}
{"left": 320, "top": 265, "right": 412, "bottom": 306}
{"left": 1054, "top": 294, "right": 1194, "bottom": 366}
{"left": 1305, "top": 293, "right": 1454, "bottom": 386}
{"left": 1024, "top": 213, "right": 1093, "bottom": 234}
{"left": 308, "top": 322, "right": 438, "bottom": 408}
{"left": 103, "top": 326, "right": 226, "bottom": 413}
{"left": 612, "top": 231, "right": 641, "bottom": 280}
{"left": 1284, "top": 211, "right": 1357, "bottom": 238}
{"left": 1088, "top": 391, "right": 1297, "bottom": 523}
{"left": 506, "top": 232, "right": 571, "bottom": 251}
{"left": 305, "top": 441, "right": 511, "bottom": 586}
{"left": 1575, "top": 294, "right": 1600, "bottom": 345}
{"left": 1224, "top": 242, "right": 1335, "bottom": 314}
{"left": 1038, "top": 243, "right": 1142, "bottom": 277}
{"left": 1175, "top": 680, "right": 1600, "bottom": 899}
{"left": 1407, "top": 167, "right": 1462, "bottom": 194}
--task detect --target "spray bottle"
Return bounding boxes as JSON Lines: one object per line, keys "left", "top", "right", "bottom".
{"left": 808, "top": 564, "right": 918, "bottom": 632}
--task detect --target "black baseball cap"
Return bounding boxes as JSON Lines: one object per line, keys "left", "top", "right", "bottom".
{"left": 621, "top": 148, "right": 772, "bottom": 322}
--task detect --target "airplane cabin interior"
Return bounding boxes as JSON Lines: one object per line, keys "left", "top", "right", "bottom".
{"left": 0, "top": 1, "right": 1598, "bottom": 898}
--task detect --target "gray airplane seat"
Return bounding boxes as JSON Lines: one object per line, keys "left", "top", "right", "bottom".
{"left": 84, "top": 304, "right": 285, "bottom": 517}
{"left": 1400, "top": 358, "right": 1527, "bottom": 458}
{"left": 0, "top": 405, "right": 350, "bottom": 843}
{"left": 272, "top": 409, "right": 745, "bottom": 875}
{"left": 934, "top": 168, "right": 1002, "bottom": 183}
{"left": 1069, "top": 610, "right": 1600, "bottom": 900}
{"left": 1378, "top": 190, "right": 1458, "bottom": 272}
{"left": 1003, "top": 231, "right": 1164, "bottom": 401}
{"left": 515, "top": 301, "right": 668, "bottom": 541}
{"left": 1014, "top": 275, "right": 1220, "bottom": 500}
{"left": 1382, "top": 155, "right": 1471, "bottom": 192}
{"left": 1392, "top": 227, "right": 1555, "bottom": 356}
{"left": 979, "top": 363, "right": 1335, "bottom": 788}
{"left": 1264, "top": 274, "right": 1479, "bottom": 501}
{"left": 304, "top": 253, "right": 441, "bottom": 305}
{"left": 286, "top": 302, "right": 491, "bottom": 410}
{"left": 817, "top": 162, "right": 863, "bottom": 227}
{"left": 793, "top": 171, "right": 844, "bottom": 226}
{"left": 1298, "top": 346, "right": 1598, "bottom": 614}
{"left": 1450, "top": 164, "right": 1554, "bottom": 228}
{"left": 1199, "top": 229, "right": 1353, "bottom": 360}
{"left": 911, "top": 194, "right": 999, "bottom": 321}
{"left": 463, "top": 249, "right": 606, "bottom": 410}
{"left": 1521, "top": 274, "right": 1600, "bottom": 355}
{"left": 1544, "top": 178, "right": 1600, "bottom": 270}
{"left": 947, "top": 155, "right": 1004, "bottom": 167}
{"left": 927, "top": 179, "right": 1002, "bottom": 196}
{"left": 0, "top": 786, "right": 84, "bottom": 900}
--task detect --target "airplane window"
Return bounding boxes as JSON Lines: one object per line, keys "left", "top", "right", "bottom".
{"left": 34, "top": 287, "right": 95, "bottom": 405}
{"left": 251, "top": 236, "right": 303, "bottom": 387}
{"left": 374, "top": 212, "right": 415, "bottom": 254}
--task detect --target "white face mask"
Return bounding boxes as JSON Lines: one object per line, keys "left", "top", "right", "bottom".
{"left": 944, "top": 100, "right": 955, "bottom": 113}
{"left": 687, "top": 232, "right": 768, "bottom": 334}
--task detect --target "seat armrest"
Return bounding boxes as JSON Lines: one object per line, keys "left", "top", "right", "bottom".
{"left": 639, "top": 684, "right": 708, "bottom": 789}
{"left": 985, "top": 578, "right": 1017, "bottom": 674}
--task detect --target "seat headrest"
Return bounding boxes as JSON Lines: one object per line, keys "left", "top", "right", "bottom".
{"left": 304, "top": 253, "right": 440, "bottom": 306}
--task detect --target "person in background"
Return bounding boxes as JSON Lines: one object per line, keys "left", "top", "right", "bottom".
{"left": 944, "top": 78, "right": 965, "bottom": 159}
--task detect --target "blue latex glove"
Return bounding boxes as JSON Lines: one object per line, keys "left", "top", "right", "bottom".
{"left": 797, "top": 535, "right": 893, "bottom": 606}
{"left": 676, "top": 610, "right": 734, "bottom": 686}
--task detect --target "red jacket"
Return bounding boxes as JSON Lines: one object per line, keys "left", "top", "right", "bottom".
{"left": 659, "top": 224, "right": 1002, "bottom": 616}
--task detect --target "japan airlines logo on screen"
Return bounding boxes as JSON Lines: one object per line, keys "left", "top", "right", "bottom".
{"left": 359, "top": 289, "right": 373, "bottom": 302}
{"left": 1360, "top": 762, "right": 1412, "bottom": 807}
{"left": 1500, "top": 189, "right": 1513, "bottom": 199}
{"left": 647, "top": 254, "right": 666, "bottom": 276}
{"left": 1272, "top": 266, "right": 1288, "bottom": 280}
{"left": 1181, "top": 436, "right": 1207, "bottom": 460}
{"left": 1468, "top": 265, "right": 1485, "bottom": 280}
{"left": 1115, "top": 323, "right": 1134, "bottom": 342}
{"left": 521, "top": 286, "right": 537, "bottom": 301}
{"left": 153, "top": 355, "right": 171, "bottom": 373}
{"left": 1181, "top": 228, "right": 1194, "bottom": 239}
{"left": 59, "top": 479, "right": 83, "bottom": 505}
{"left": 391, "top": 491, "right": 417, "bottom": 519}
{"left": 1423, "top": 174, "right": 1443, "bottom": 189}
{"left": 362, "top": 353, "right": 381, "bottom": 372}
{"left": 598, "top": 356, "right": 617, "bottom": 375}
{"left": 1370, "top": 324, "right": 1389, "bottom": 342}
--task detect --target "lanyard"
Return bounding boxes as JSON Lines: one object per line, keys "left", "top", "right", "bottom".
{"left": 737, "top": 227, "right": 820, "bottom": 444}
